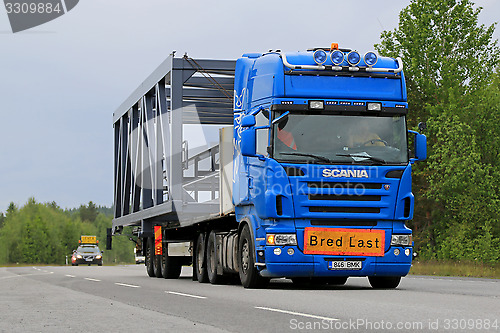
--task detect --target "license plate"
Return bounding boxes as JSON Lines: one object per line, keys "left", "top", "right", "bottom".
{"left": 85, "top": 258, "right": 93, "bottom": 261}
{"left": 304, "top": 227, "right": 385, "bottom": 256}
{"left": 328, "top": 261, "right": 362, "bottom": 270}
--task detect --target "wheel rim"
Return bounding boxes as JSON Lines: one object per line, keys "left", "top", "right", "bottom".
{"left": 241, "top": 241, "right": 249, "bottom": 272}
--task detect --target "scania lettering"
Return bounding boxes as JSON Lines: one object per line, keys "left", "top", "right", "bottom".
{"left": 109, "top": 45, "right": 427, "bottom": 289}
{"left": 322, "top": 169, "right": 369, "bottom": 178}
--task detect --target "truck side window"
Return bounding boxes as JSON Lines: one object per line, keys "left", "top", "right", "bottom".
{"left": 256, "top": 128, "right": 269, "bottom": 156}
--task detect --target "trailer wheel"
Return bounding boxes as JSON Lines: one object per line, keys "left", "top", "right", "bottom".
{"left": 194, "top": 233, "right": 209, "bottom": 283}
{"left": 161, "top": 246, "right": 182, "bottom": 279}
{"left": 238, "top": 225, "right": 268, "bottom": 288}
{"left": 153, "top": 252, "right": 162, "bottom": 278}
{"left": 145, "top": 238, "right": 155, "bottom": 277}
{"left": 206, "top": 230, "right": 225, "bottom": 284}
{"left": 368, "top": 276, "right": 401, "bottom": 289}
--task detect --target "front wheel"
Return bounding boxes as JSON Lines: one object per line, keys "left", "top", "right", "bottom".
{"left": 368, "top": 276, "right": 401, "bottom": 289}
{"left": 238, "top": 225, "right": 268, "bottom": 288}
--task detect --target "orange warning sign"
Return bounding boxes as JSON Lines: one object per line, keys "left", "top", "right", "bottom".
{"left": 304, "top": 227, "right": 385, "bottom": 256}
{"left": 154, "top": 226, "right": 162, "bottom": 255}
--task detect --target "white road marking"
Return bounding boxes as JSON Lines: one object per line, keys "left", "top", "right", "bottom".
{"left": 255, "top": 306, "right": 340, "bottom": 321}
{"left": 0, "top": 272, "right": 53, "bottom": 280}
{"left": 165, "top": 291, "right": 206, "bottom": 299}
{"left": 65, "top": 275, "right": 76, "bottom": 278}
{"left": 115, "top": 282, "right": 140, "bottom": 288}
{"left": 84, "top": 278, "right": 101, "bottom": 282}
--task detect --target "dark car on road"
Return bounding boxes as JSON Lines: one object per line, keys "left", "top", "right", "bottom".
{"left": 71, "top": 245, "right": 103, "bottom": 266}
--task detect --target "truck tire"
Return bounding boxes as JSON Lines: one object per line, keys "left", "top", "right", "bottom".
{"left": 206, "top": 230, "right": 225, "bottom": 284}
{"left": 368, "top": 276, "right": 401, "bottom": 289}
{"left": 153, "top": 253, "right": 162, "bottom": 278}
{"left": 161, "top": 246, "right": 182, "bottom": 279}
{"left": 145, "top": 238, "right": 155, "bottom": 277}
{"left": 194, "top": 233, "right": 209, "bottom": 283}
{"left": 238, "top": 225, "right": 268, "bottom": 288}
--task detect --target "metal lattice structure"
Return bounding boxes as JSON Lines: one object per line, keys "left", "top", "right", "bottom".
{"left": 112, "top": 54, "right": 236, "bottom": 236}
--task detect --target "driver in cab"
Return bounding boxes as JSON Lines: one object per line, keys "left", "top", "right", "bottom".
{"left": 349, "top": 118, "right": 385, "bottom": 147}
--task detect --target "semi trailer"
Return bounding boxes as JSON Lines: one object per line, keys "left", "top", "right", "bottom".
{"left": 109, "top": 45, "right": 427, "bottom": 288}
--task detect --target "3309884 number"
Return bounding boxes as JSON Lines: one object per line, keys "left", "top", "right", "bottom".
{"left": 5, "top": 2, "right": 62, "bottom": 14}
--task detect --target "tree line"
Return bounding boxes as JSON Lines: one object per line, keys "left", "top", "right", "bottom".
{"left": 0, "top": 199, "right": 135, "bottom": 265}
{"left": 376, "top": 0, "right": 500, "bottom": 262}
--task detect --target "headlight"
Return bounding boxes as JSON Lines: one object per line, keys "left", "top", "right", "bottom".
{"left": 95, "top": 255, "right": 102, "bottom": 259}
{"left": 76, "top": 254, "right": 82, "bottom": 259}
{"left": 308, "top": 100, "right": 324, "bottom": 110}
{"left": 391, "top": 234, "right": 412, "bottom": 246}
{"left": 266, "top": 234, "right": 297, "bottom": 246}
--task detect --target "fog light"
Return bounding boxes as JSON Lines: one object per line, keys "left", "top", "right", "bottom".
{"left": 287, "top": 248, "right": 294, "bottom": 255}
{"left": 405, "top": 248, "right": 411, "bottom": 257}
{"left": 274, "top": 248, "right": 281, "bottom": 256}
{"left": 394, "top": 249, "right": 400, "bottom": 256}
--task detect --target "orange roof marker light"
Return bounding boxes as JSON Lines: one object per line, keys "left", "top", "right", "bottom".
{"left": 330, "top": 43, "right": 339, "bottom": 51}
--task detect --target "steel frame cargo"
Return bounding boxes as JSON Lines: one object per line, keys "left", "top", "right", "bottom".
{"left": 112, "top": 54, "right": 236, "bottom": 237}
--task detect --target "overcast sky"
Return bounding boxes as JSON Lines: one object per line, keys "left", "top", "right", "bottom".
{"left": 0, "top": 0, "right": 498, "bottom": 213}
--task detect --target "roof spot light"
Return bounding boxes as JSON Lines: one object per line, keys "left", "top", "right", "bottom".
{"left": 364, "top": 52, "right": 378, "bottom": 66}
{"left": 347, "top": 51, "right": 361, "bottom": 66}
{"left": 313, "top": 50, "right": 328, "bottom": 65}
{"left": 330, "top": 50, "right": 344, "bottom": 65}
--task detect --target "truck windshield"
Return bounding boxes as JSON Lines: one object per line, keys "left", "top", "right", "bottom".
{"left": 272, "top": 112, "right": 408, "bottom": 164}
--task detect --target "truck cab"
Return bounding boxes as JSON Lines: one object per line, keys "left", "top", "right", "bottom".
{"left": 233, "top": 47, "right": 426, "bottom": 288}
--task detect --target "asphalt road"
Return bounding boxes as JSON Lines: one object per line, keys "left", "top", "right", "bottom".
{"left": 1, "top": 265, "right": 499, "bottom": 332}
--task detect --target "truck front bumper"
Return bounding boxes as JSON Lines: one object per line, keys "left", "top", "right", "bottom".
{"left": 258, "top": 245, "right": 412, "bottom": 278}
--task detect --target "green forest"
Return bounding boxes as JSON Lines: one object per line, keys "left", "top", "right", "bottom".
{"left": 376, "top": 0, "right": 500, "bottom": 263}
{"left": 0, "top": 199, "right": 135, "bottom": 265}
{"left": 0, "top": 0, "right": 499, "bottom": 267}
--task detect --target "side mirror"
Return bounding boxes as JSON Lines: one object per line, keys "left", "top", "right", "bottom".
{"left": 241, "top": 128, "right": 256, "bottom": 157}
{"left": 418, "top": 122, "right": 427, "bottom": 132}
{"left": 408, "top": 130, "right": 427, "bottom": 162}
{"left": 241, "top": 115, "right": 256, "bottom": 127}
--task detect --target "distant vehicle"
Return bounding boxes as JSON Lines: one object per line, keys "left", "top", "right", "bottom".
{"left": 71, "top": 236, "right": 103, "bottom": 266}
{"left": 134, "top": 247, "right": 145, "bottom": 264}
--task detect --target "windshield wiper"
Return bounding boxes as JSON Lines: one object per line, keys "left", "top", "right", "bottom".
{"left": 336, "top": 153, "right": 386, "bottom": 164}
{"left": 281, "top": 152, "right": 333, "bottom": 164}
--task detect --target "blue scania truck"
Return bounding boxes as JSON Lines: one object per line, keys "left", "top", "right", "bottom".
{"left": 110, "top": 45, "right": 426, "bottom": 289}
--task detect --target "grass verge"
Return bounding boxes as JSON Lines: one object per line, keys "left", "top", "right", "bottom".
{"left": 410, "top": 260, "right": 500, "bottom": 279}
